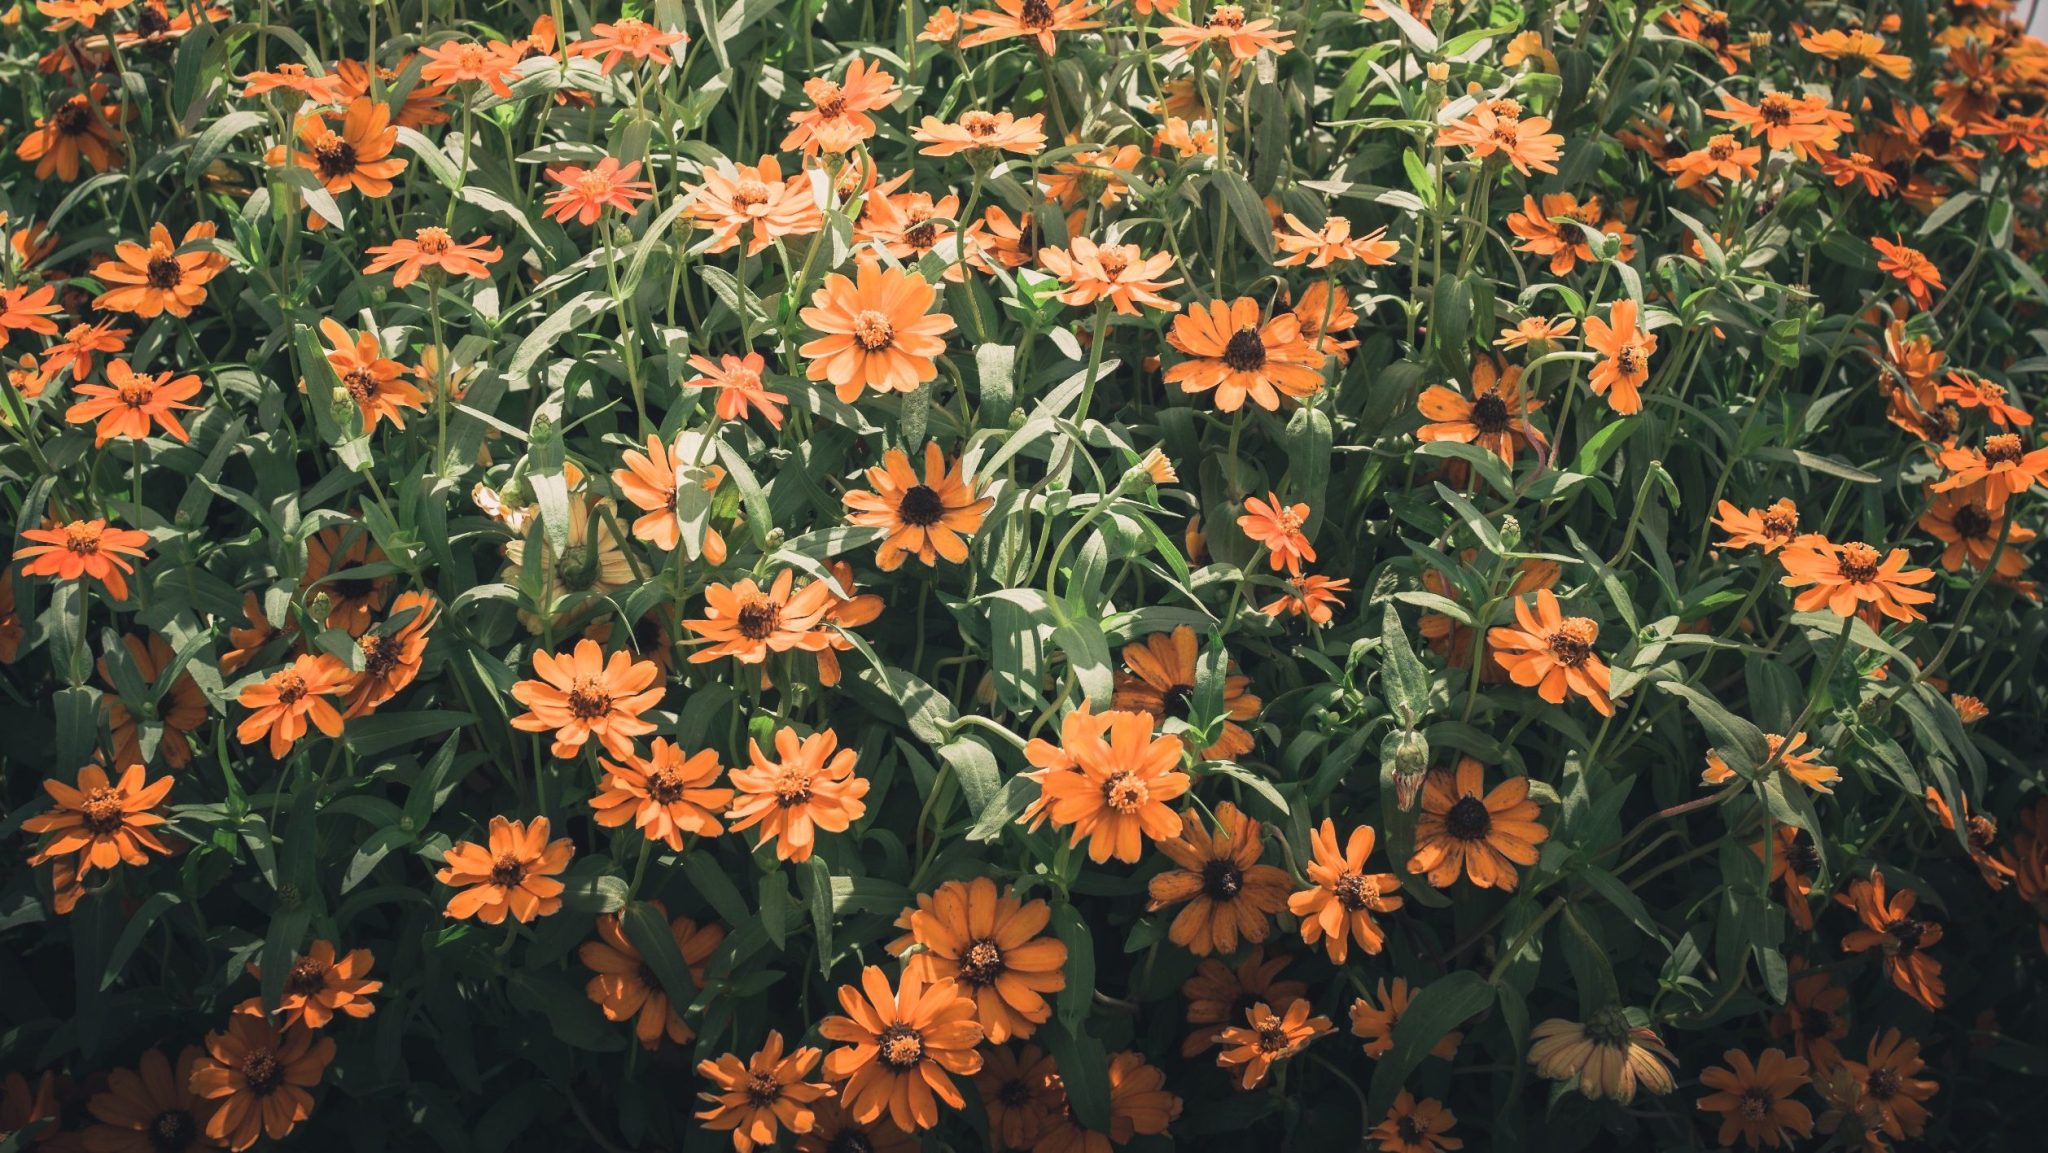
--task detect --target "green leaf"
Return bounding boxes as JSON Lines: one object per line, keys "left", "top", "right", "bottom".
{"left": 1656, "top": 680, "right": 1768, "bottom": 775}
{"left": 623, "top": 900, "right": 701, "bottom": 1008}
{"left": 1052, "top": 903, "right": 1094, "bottom": 1030}
{"left": 1379, "top": 603, "right": 1431, "bottom": 727}
{"left": 1368, "top": 971, "right": 1491, "bottom": 1115}
{"left": 100, "top": 893, "right": 182, "bottom": 991}
{"left": 1042, "top": 1020, "right": 1111, "bottom": 1132}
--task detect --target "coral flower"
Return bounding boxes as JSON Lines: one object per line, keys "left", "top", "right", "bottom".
{"left": 14, "top": 86, "right": 122, "bottom": 180}
{"left": 1486, "top": 589, "right": 1615, "bottom": 716}
{"left": 1703, "top": 731, "right": 1840, "bottom": 793}
{"left": 542, "top": 157, "right": 655, "bottom": 225}
{"left": 99, "top": 632, "right": 206, "bottom": 769}
{"left": 1838, "top": 871, "right": 1945, "bottom": 1009}
{"left": 39, "top": 317, "right": 131, "bottom": 381}
{"left": 0, "top": 283, "right": 61, "bottom": 342}
{"left": 91, "top": 221, "right": 226, "bottom": 319}
{"left": 818, "top": 966, "right": 984, "bottom": 1133}
{"left": 591, "top": 738, "right": 734, "bottom": 849}
{"left": 1288, "top": 819, "right": 1402, "bottom": 963}
{"left": 1939, "top": 371, "right": 2031, "bottom": 428}
{"left": 582, "top": 905, "right": 724, "bottom": 1048}
{"left": 1292, "top": 280, "right": 1360, "bottom": 361}
{"left": 1114, "top": 625, "right": 1261, "bottom": 760}
{"left": 1527, "top": 1009, "right": 1677, "bottom": 1103}
{"left": 1273, "top": 215, "right": 1398, "bottom": 268}
{"left": 235, "top": 653, "right": 351, "bottom": 759}
{"left": 1440, "top": 104, "right": 1563, "bottom": 175}
{"left": 1583, "top": 298, "right": 1657, "bottom": 415}
{"left": 684, "top": 569, "right": 838, "bottom": 669}
{"left": 1163, "top": 297, "right": 1326, "bottom": 413}
{"left": 1714, "top": 498, "right": 1802, "bottom": 553}
{"left": 315, "top": 317, "right": 426, "bottom": 432}
{"left": 14, "top": 518, "right": 152, "bottom": 600}
{"left": 189, "top": 1018, "right": 334, "bottom": 1151}
{"left": 1037, "top": 238, "right": 1183, "bottom": 314}
{"left": 1697, "top": 1049, "right": 1813, "bottom": 1149}
{"left": 960, "top": 0, "right": 1103, "bottom": 53}
{"left": 1034, "top": 709, "right": 1190, "bottom": 863}
{"left": 782, "top": 58, "right": 898, "bottom": 153}
{"left": 63, "top": 359, "right": 203, "bottom": 446}
{"left": 1930, "top": 432, "right": 2048, "bottom": 513}
{"left": 1350, "top": 977, "right": 1462, "bottom": 1061}
{"left": 1159, "top": 4, "right": 1293, "bottom": 60}
{"left": 340, "top": 591, "right": 436, "bottom": 718}
{"left": 1180, "top": 948, "right": 1306, "bottom": 1056}
{"left": 1498, "top": 315, "right": 1575, "bottom": 349}
{"left": 1215, "top": 999, "right": 1332, "bottom": 1090}
{"left": 569, "top": 18, "right": 687, "bottom": 73}
{"left": 362, "top": 228, "right": 501, "bottom": 287}
{"left": 1707, "top": 91, "right": 1851, "bottom": 159}
{"left": 843, "top": 443, "right": 994, "bottom": 570}
{"left": 1408, "top": 757, "right": 1549, "bottom": 891}
{"left": 696, "top": 1031, "right": 831, "bottom": 1152}
{"left": 1236, "top": 492, "right": 1315, "bottom": 574}
{"left": 236, "top": 941, "right": 381, "bottom": 1030}
{"left": 1839, "top": 1029, "right": 1938, "bottom": 1141}
{"left": 83, "top": 1046, "right": 216, "bottom": 1153}
{"left": 1924, "top": 787, "right": 2016, "bottom": 889}
{"left": 612, "top": 433, "right": 693, "bottom": 551}
{"left": 304, "top": 525, "right": 390, "bottom": 635}
{"left": 1261, "top": 572, "right": 1351, "bottom": 624}
{"left": 290, "top": 98, "right": 406, "bottom": 198}
{"left": 1872, "top": 238, "right": 1944, "bottom": 309}
{"left": 416, "top": 38, "right": 522, "bottom": 97}
{"left": 509, "top": 639, "right": 663, "bottom": 760}
{"left": 1417, "top": 356, "right": 1547, "bottom": 465}
{"left": 1666, "top": 134, "right": 1762, "bottom": 190}
{"left": 1371, "top": 1090, "right": 1462, "bottom": 1153}
{"left": 21, "top": 762, "right": 172, "bottom": 876}
{"left": 799, "top": 259, "right": 957, "bottom": 403}
{"left": 1505, "top": 192, "right": 1630, "bottom": 276}
{"left": 726, "top": 726, "right": 871, "bottom": 862}
{"left": 1776, "top": 537, "right": 1937, "bottom": 623}
{"left": 1035, "top": 1050, "right": 1180, "bottom": 1151}
{"left": 913, "top": 110, "right": 1047, "bottom": 156}
{"left": 437, "top": 815, "right": 574, "bottom": 923}
{"left": 1039, "top": 143, "right": 1143, "bottom": 208}
{"left": 1770, "top": 957, "right": 1847, "bottom": 1069}
{"left": 974, "top": 1045, "right": 1060, "bottom": 1151}
{"left": 1144, "top": 801, "right": 1291, "bottom": 955}
{"left": 688, "top": 155, "right": 823, "bottom": 256}
{"left": 893, "top": 877, "right": 1068, "bottom": 1043}
{"left": 685, "top": 352, "right": 788, "bottom": 428}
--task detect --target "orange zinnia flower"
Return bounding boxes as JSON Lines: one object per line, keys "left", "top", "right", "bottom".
{"left": 290, "top": 97, "right": 407, "bottom": 198}
{"left": 1260, "top": 572, "right": 1351, "bottom": 624}
{"left": 1163, "top": 297, "right": 1326, "bottom": 412}
{"left": 436, "top": 815, "right": 575, "bottom": 923}
{"left": 91, "top": 221, "right": 226, "bottom": 319}
{"left": 727, "top": 726, "right": 870, "bottom": 862}
{"left": 799, "top": 258, "right": 957, "bottom": 403}
{"left": 1756, "top": 825, "right": 1821, "bottom": 930}
{"left": 417, "top": 38, "right": 522, "bottom": 97}
{"left": 1770, "top": 956, "right": 1846, "bottom": 1067}
{"left": 1408, "top": 757, "right": 1549, "bottom": 891}
{"left": 1583, "top": 298, "right": 1656, "bottom": 415}
{"left": 582, "top": 904, "right": 724, "bottom": 1048}
{"left": 612, "top": 433, "right": 694, "bottom": 551}
{"left": 1039, "top": 143, "right": 1143, "bottom": 208}
{"left": 695, "top": 1031, "right": 831, "bottom": 1152}
{"left": 21, "top": 761, "right": 172, "bottom": 877}
{"left": 1707, "top": 91, "right": 1851, "bottom": 159}
{"left": 1034, "top": 1050, "right": 1180, "bottom": 1150}
{"left": 38, "top": 317, "right": 130, "bottom": 381}
{"left": 1714, "top": 498, "right": 1802, "bottom": 553}
{"left": 1181, "top": 948, "right": 1306, "bottom": 1056}
{"left": 1440, "top": 103, "right": 1563, "bottom": 175}
{"left": 913, "top": 109, "right": 1047, "bottom": 156}
{"left": 100, "top": 631, "right": 206, "bottom": 768}
{"left": 1930, "top": 432, "right": 2048, "bottom": 514}
{"left": 1114, "top": 625, "right": 1261, "bottom": 759}
{"left": 0, "top": 283, "right": 61, "bottom": 343}
{"left": 1666, "top": 133, "right": 1762, "bottom": 190}
{"left": 1839, "top": 1029, "right": 1938, "bottom": 1142}
{"left": 1237, "top": 492, "right": 1315, "bottom": 574}
{"left": 893, "top": 877, "right": 1068, "bottom": 1042}
{"left": 1033, "top": 708, "right": 1189, "bottom": 863}
{"left": 960, "top": 0, "right": 1102, "bottom": 53}
{"left": 591, "top": 738, "right": 733, "bottom": 849}
{"left": 15, "top": 518, "right": 151, "bottom": 600}
{"left": 781, "top": 58, "right": 898, "bottom": 153}
{"left": 1498, "top": 315, "right": 1575, "bottom": 349}
{"left": 362, "top": 227, "right": 501, "bottom": 287}
{"left": 1215, "top": 999, "right": 1332, "bottom": 1090}
{"left": 509, "top": 638, "right": 663, "bottom": 760}
{"left": 316, "top": 317, "right": 426, "bottom": 433}
{"left": 1350, "top": 977, "right": 1462, "bottom": 1061}
{"left": 1703, "top": 731, "right": 1841, "bottom": 793}
{"left": 235, "top": 653, "right": 351, "bottom": 758}
{"left": 1486, "top": 589, "right": 1615, "bottom": 715}
{"left": 1872, "top": 237, "right": 1944, "bottom": 309}
{"left": 542, "top": 157, "right": 655, "bottom": 225}
{"left": 1288, "top": 819, "right": 1402, "bottom": 963}
{"left": 843, "top": 443, "right": 993, "bottom": 571}
{"left": 1505, "top": 192, "right": 1630, "bottom": 276}
{"left": 1938, "top": 371, "right": 2031, "bottom": 428}
{"left": 304, "top": 524, "right": 390, "bottom": 635}
{"left": 684, "top": 569, "right": 838, "bottom": 670}
{"left": 1159, "top": 4, "right": 1292, "bottom": 60}
{"left": 189, "top": 1017, "right": 334, "bottom": 1151}
{"left": 337, "top": 591, "right": 436, "bottom": 718}
{"left": 1838, "top": 871, "right": 1945, "bottom": 1009}
{"left": 569, "top": 18, "right": 687, "bottom": 73}
{"left": 688, "top": 155, "right": 823, "bottom": 256}
{"left": 1273, "top": 214, "right": 1398, "bottom": 268}
{"left": 63, "top": 359, "right": 203, "bottom": 446}
{"left": 14, "top": 85, "right": 122, "bottom": 180}
{"left": 1801, "top": 28, "right": 1912, "bottom": 79}
{"left": 1697, "top": 1049, "right": 1813, "bottom": 1150}
{"left": 236, "top": 940, "right": 381, "bottom": 1030}
{"left": 1037, "top": 238, "right": 1183, "bottom": 314}
{"left": 974, "top": 1045, "right": 1060, "bottom": 1151}
{"left": 818, "top": 966, "right": 984, "bottom": 1133}
{"left": 1144, "top": 801, "right": 1290, "bottom": 955}
{"left": 1371, "top": 1090, "right": 1462, "bottom": 1153}
{"left": 1417, "top": 356, "right": 1546, "bottom": 465}
{"left": 1527, "top": 1010, "right": 1677, "bottom": 1103}
{"left": 685, "top": 352, "right": 788, "bottom": 428}
{"left": 1776, "top": 537, "right": 1937, "bottom": 623}
{"left": 83, "top": 1046, "right": 217, "bottom": 1153}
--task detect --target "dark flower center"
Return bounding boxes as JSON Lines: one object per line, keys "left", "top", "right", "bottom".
{"left": 1887, "top": 917, "right": 1926, "bottom": 953}
{"left": 242, "top": 1050, "right": 283, "bottom": 1095}
{"left": 81, "top": 788, "right": 128, "bottom": 834}
{"left": 1868, "top": 1067, "right": 1901, "bottom": 1100}
{"left": 1739, "top": 1087, "right": 1774, "bottom": 1120}
{"left": 1101, "top": 771, "right": 1148, "bottom": 813}
{"left": 903, "top": 222, "right": 938, "bottom": 251}
{"left": 828, "top": 1133, "right": 875, "bottom": 1153}
{"left": 735, "top": 598, "right": 780, "bottom": 640}
{"left": 645, "top": 766, "right": 688, "bottom": 804}
{"left": 878, "top": 1024, "right": 925, "bottom": 1069}
{"left": 1798, "top": 1007, "right": 1834, "bottom": 1041}
{"left": 145, "top": 255, "right": 184, "bottom": 289}
{"left": 1201, "top": 858, "right": 1244, "bottom": 901}
{"left": 149, "top": 1108, "right": 197, "bottom": 1152}
{"left": 1784, "top": 840, "right": 1821, "bottom": 874}
{"left": 1444, "top": 795, "right": 1493, "bottom": 841}
{"left": 851, "top": 310, "right": 895, "bottom": 351}
{"left": 54, "top": 96, "right": 94, "bottom": 134}
{"left": 1922, "top": 124, "right": 1954, "bottom": 155}
{"left": 1615, "top": 345, "right": 1645, "bottom": 374}
{"left": 1470, "top": 392, "right": 1512, "bottom": 434}
{"left": 897, "top": 484, "right": 947, "bottom": 527}
{"left": 490, "top": 854, "right": 527, "bottom": 887}
{"left": 1333, "top": 871, "right": 1377, "bottom": 910}
{"left": 272, "top": 672, "right": 309, "bottom": 707}
{"left": 959, "top": 939, "right": 1005, "bottom": 986}
{"left": 314, "top": 136, "right": 359, "bottom": 179}
{"left": 745, "top": 1071, "right": 782, "bottom": 1107}
{"left": 1221, "top": 326, "right": 1268, "bottom": 372}
{"left": 1545, "top": 621, "right": 1596, "bottom": 667}
{"left": 330, "top": 576, "right": 378, "bottom": 600}
{"left": 774, "top": 770, "right": 814, "bottom": 808}
{"left": 359, "top": 635, "right": 399, "bottom": 681}
{"left": 1020, "top": 0, "right": 1055, "bottom": 30}
{"left": 997, "top": 1077, "right": 1034, "bottom": 1107}
{"left": 1759, "top": 94, "right": 1795, "bottom": 127}
{"left": 1984, "top": 433, "right": 2023, "bottom": 464}
{"left": 285, "top": 956, "right": 329, "bottom": 996}
{"left": 138, "top": 6, "right": 172, "bottom": 37}
{"left": 1158, "top": 683, "right": 1194, "bottom": 720}
{"left": 567, "top": 679, "right": 613, "bottom": 720}
{"left": 1395, "top": 1115, "right": 1427, "bottom": 1143}
{"left": 1255, "top": 1022, "right": 1290, "bottom": 1053}
{"left": 1836, "top": 543, "right": 1882, "bottom": 584}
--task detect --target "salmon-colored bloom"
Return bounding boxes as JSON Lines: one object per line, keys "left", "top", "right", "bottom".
{"left": 1839, "top": 1029, "right": 1938, "bottom": 1142}
{"left": 591, "top": 739, "right": 733, "bottom": 849}
{"left": 1707, "top": 91, "right": 1851, "bottom": 159}
{"left": 1037, "top": 238, "right": 1183, "bottom": 314}
{"left": 1039, "top": 143, "right": 1143, "bottom": 208}
{"left": 14, "top": 85, "right": 122, "bottom": 180}
{"left": 1288, "top": 819, "right": 1402, "bottom": 963}
{"left": 14, "top": 518, "right": 152, "bottom": 600}
{"left": 542, "top": 157, "right": 655, "bottom": 225}
{"left": 1035, "top": 1051, "right": 1180, "bottom": 1151}
{"left": 1033, "top": 709, "right": 1189, "bottom": 863}
{"left": 1770, "top": 956, "right": 1847, "bottom": 1068}
{"left": 913, "top": 110, "right": 1047, "bottom": 156}
{"left": 0, "top": 283, "right": 61, "bottom": 343}
{"left": 799, "top": 258, "right": 956, "bottom": 403}
{"left": 1180, "top": 948, "right": 1305, "bottom": 1057}
{"left": 612, "top": 433, "right": 694, "bottom": 551}
{"left": 569, "top": 18, "right": 687, "bottom": 73}
{"left": 63, "top": 359, "right": 203, "bottom": 446}
{"left": 290, "top": 98, "right": 407, "bottom": 198}
{"left": 1215, "top": 999, "right": 1331, "bottom": 1090}
{"left": 1292, "top": 280, "right": 1360, "bottom": 361}
{"left": 1260, "top": 572, "right": 1351, "bottom": 624}
{"left": 1800, "top": 28, "right": 1912, "bottom": 79}
{"left": 1408, "top": 757, "right": 1549, "bottom": 891}
{"left": 685, "top": 352, "right": 788, "bottom": 428}
{"left": 1703, "top": 731, "right": 1841, "bottom": 793}
{"left": 1486, "top": 589, "right": 1615, "bottom": 715}
{"left": 237, "top": 941, "right": 381, "bottom": 1030}
{"left": 1526, "top": 1010, "right": 1677, "bottom": 1103}
{"left": 1930, "top": 432, "right": 2048, "bottom": 514}
{"left": 688, "top": 155, "right": 823, "bottom": 256}
{"left": 1939, "top": 371, "right": 2031, "bottom": 427}
{"left": 696, "top": 1031, "right": 831, "bottom": 1152}
{"left": 1583, "top": 298, "right": 1656, "bottom": 415}
{"left": 417, "top": 38, "right": 522, "bottom": 97}
{"left": 1838, "top": 871, "right": 1945, "bottom": 1009}
{"left": 973, "top": 1045, "right": 1060, "bottom": 1151}
{"left": 37, "top": 317, "right": 130, "bottom": 381}
{"left": 1923, "top": 787, "right": 2014, "bottom": 890}
{"left": 510, "top": 639, "right": 663, "bottom": 760}
{"left": 436, "top": 815, "right": 575, "bottom": 923}
{"left": 91, "top": 222, "right": 226, "bottom": 319}
{"left": 1114, "top": 625, "right": 1261, "bottom": 759}
{"left": 1873, "top": 238, "right": 1944, "bottom": 309}
{"left": 1159, "top": 4, "right": 1293, "bottom": 60}
{"left": 240, "top": 63, "right": 345, "bottom": 101}
{"left": 1714, "top": 498, "right": 1802, "bottom": 553}
{"left": 362, "top": 228, "right": 501, "bottom": 287}
{"left": 727, "top": 726, "right": 870, "bottom": 862}
{"left": 82, "top": 1046, "right": 218, "bottom": 1153}
{"left": 1350, "top": 977, "right": 1462, "bottom": 1061}
{"left": 316, "top": 317, "right": 426, "bottom": 432}
{"left": 583, "top": 905, "right": 723, "bottom": 1048}
{"left": 235, "top": 653, "right": 350, "bottom": 758}
{"left": 100, "top": 632, "right": 206, "bottom": 768}
{"left": 1163, "top": 296, "right": 1326, "bottom": 412}
{"left": 1144, "top": 801, "right": 1290, "bottom": 955}
{"left": 892, "top": 877, "right": 1068, "bottom": 1042}
{"left": 782, "top": 58, "right": 898, "bottom": 153}
{"left": 684, "top": 569, "right": 839, "bottom": 670}
{"left": 1417, "top": 356, "right": 1546, "bottom": 465}
{"left": 1440, "top": 104, "right": 1563, "bottom": 175}
{"left": 1505, "top": 192, "right": 1633, "bottom": 275}
{"left": 818, "top": 966, "right": 984, "bottom": 1133}
{"left": 1237, "top": 492, "right": 1315, "bottom": 574}
{"left": 1776, "top": 537, "right": 1937, "bottom": 622}
{"left": 1666, "top": 133, "right": 1763, "bottom": 190}
{"left": 960, "top": 0, "right": 1102, "bottom": 54}
{"left": 21, "top": 761, "right": 172, "bottom": 877}
{"left": 1697, "top": 1049, "right": 1813, "bottom": 1149}
{"left": 1273, "top": 215, "right": 1399, "bottom": 268}
{"left": 189, "top": 1018, "right": 333, "bottom": 1151}
{"left": 1371, "top": 1090, "right": 1462, "bottom": 1153}
{"left": 843, "top": 442, "right": 993, "bottom": 571}
{"left": 919, "top": 6, "right": 961, "bottom": 42}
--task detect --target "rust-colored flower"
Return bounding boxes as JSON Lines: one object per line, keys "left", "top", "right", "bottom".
{"left": 1666, "top": 133, "right": 1762, "bottom": 190}
{"left": 303, "top": 525, "right": 390, "bottom": 636}
{"left": 1033, "top": 1050, "right": 1179, "bottom": 1151}
{"left": 569, "top": 18, "right": 687, "bottom": 74}
{"left": 685, "top": 352, "right": 788, "bottom": 428}
{"left": 843, "top": 443, "right": 993, "bottom": 571}
{"left": 1838, "top": 871, "right": 1945, "bottom": 1009}
{"left": 14, "top": 518, "right": 151, "bottom": 600}
{"left": 14, "top": 85, "right": 122, "bottom": 180}
{"left": 892, "top": 877, "right": 1067, "bottom": 1043}
{"left": 1033, "top": 708, "right": 1189, "bottom": 863}
{"left": 1924, "top": 787, "right": 2015, "bottom": 890}
{"left": 960, "top": 0, "right": 1102, "bottom": 53}
{"left": 1839, "top": 1029, "right": 1937, "bottom": 1142}
{"left": 317, "top": 317, "right": 426, "bottom": 432}
{"left": 1714, "top": 498, "right": 1802, "bottom": 553}
{"left": 1755, "top": 825, "right": 1822, "bottom": 932}
{"left": 39, "top": 317, "right": 130, "bottom": 382}
{"left": 696, "top": 1031, "right": 831, "bottom": 1153}
{"left": 91, "top": 222, "right": 226, "bottom": 319}
{"left": 1697, "top": 1048, "right": 1813, "bottom": 1149}
{"left": 236, "top": 941, "right": 380, "bottom": 1030}
{"left": 1350, "top": 977, "right": 1461, "bottom": 1061}
{"left": 1707, "top": 91, "right": 1851, "bottom": 159}
{"left": 1158, "top": 4, "right": 1293, "bottom": 60}
{"left": 1417, "top": 356, "right": 1546, "bottom": 465}
{"left": 781, "top": 58, "right": 897, "bottom": 154}
{"left": 1215, "top": 999, "right": 1331, "bottom": 1090}
{"left": 1145, "top": 801, "right": 1291, "bottom": 956}
{"left": 727, "top": 726, "right": 870, "bottom": 862}
{"left": 0, "top": 283, "right": 62, "bottom": 343}
{"left": 1583, "top": 298, "right": 1656, "bottom": 415}
{"left": 1408, "top": 757, "right": 1548, "bottom": 891}
{"left": 340, "top": 591, "right": 436, "bottom": 718}
{"left": 417, "top": 38, "right": 522, "bottom": 97}
{"left": 684, "top": 569, "right": 838, "bottom": 670}
{"left": 1037, "top": 238, "right": 1182, "bottom": 314}
{"left": 437, "top": 815, "right": 574, "bottom": 924}
{"left": 83, "top": 1046, "right": 217, "bottom": 1153}
{"left": 1287, "top": 819, "right": 1402, "bottom": 963}
{"left": 1440, "top": 103, "right": 1563, "bottom": 175}
{"left": 1527, "top": 1009, "right": 1677, "bottom": 1103}
{"left": 1873, "top": 237, "right": 1944, "bottom": 309}
{"left": 542, "top": 157, "right": 655, "bottom": 225}
{"left": 583, "top": 905, "right": 724, "bottom": 1048}
{"left": 22, "top": 762, "right": 173, "bottom": 878}
{"left": 973, "top": 1045, "right": 1060, "bottom": 1151}
{"left": 591, "top": 739, "right": 733, "bottom": 849}
{"left": 1180, "top": 948, "right": 1306, "bottom": 1057}
{"left": 234, "top": 654, "right": 352, "bottom": 759}
{"left": 1163, "top": 297, "right": 1326, "bottom": 413}
{"left": 63, "top": 359, "right": 202, "bottom": 446}
{"left": 362, "top": 228, "right": 501, "bottom": 287}
{"left": 914, "top": 109, "right": 1047, "bottom": 156}
{"left": 510, "top": 638, "right": 663, "bottom": 760}
{"left": 1273, "top": 214, "right": 1398, "bottom": 268}
{"left": 1505, "top": 193, "right": 1633, "bottom": 275}
{"left": 818, "top": 966, "right": 983, "bottom": 1133}
{"left": 688, "top": 155, "right": 823, "bottom": 256}
{"left": 1770, "top": 956, "right": 1847, "bottom": 1070}
{"left": 1776, "top": 537, "right": 1937, "bottom": 623}
{"left": 1236, "top": 492, "right": 1315, "bottom": 575}
{"left": 1930, "top": 432, "right": 2048, "bottom": 514}
{"left": 799, "top": 258, "right": 956, "bottom": 404}
{"left": 1486, "top": 589, "right": 1614, "bottom": 715}
{"left": 99, "top": 632, "right": 206, "bottom": 769}
{"left": 1260, "top": 572, "right": 1351, "bottom": 624}
{"left": 1370, "top": 1090, "right": 1462, "bottom": 1153}
{"left": 1704, "top": 731, "right": 1839, "bottom": 793}
{"left": 290, "top": 97, "right": 406, "bottom": 199}
{"left": 188, "top": 1018, "right": 333, "bottom": 1151}
{"left": 1114, "top": 625, "right": 1261, "bottom": 760}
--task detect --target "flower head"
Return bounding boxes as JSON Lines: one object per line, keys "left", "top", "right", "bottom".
{"left": 1144, "top": 801, "right": 1291, "bottom": 955}
{"left": 843, "top": 443, "right": 993, "bottom": 571}
{"left": 818, "top": 966, "right": 983, "bottom": 1133}
{"left": 235, "top": 654, "right": 352, "bottom": 759}
{"left": 592, "top": 739, "right": 734, "bottom": 850}
{"left": 1164, "top": 297, "right": 1326, "bottom": 412}
{"left": 436, "top": 815, "right": 575, "bottom": 923}
{"left": 696, "top": 1031, "right": 831, "bottom": 1152}
{"left": 584, "top": 905, "right": 724, "bottom": 1048}
{"left": 1287, "top": 819, "right": 1402, "bottom": 963}
{"left": 727, "top": 726, "right": 870, "bottom": 862}
{"left": 542, "top": 157, "right": 655, "bottom": 225}
{"left": 189, "top": 1017, "right": 334, "bottom": 1151}
{"left": 799, "top": 258, "right": 957, "bottom": 404}
{"left": 892, "top": 877, "right": 1067, "bottom": 1042}
{"left": 21, "top": 762, "right": 173, "bottom": 879}
{"left": 1486, "top": 589, "right": 1615, "bottom": 715}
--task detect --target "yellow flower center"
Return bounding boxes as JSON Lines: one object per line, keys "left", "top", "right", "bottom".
{"left": 851, "top": 310, "right": 896, "bottom": 351}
